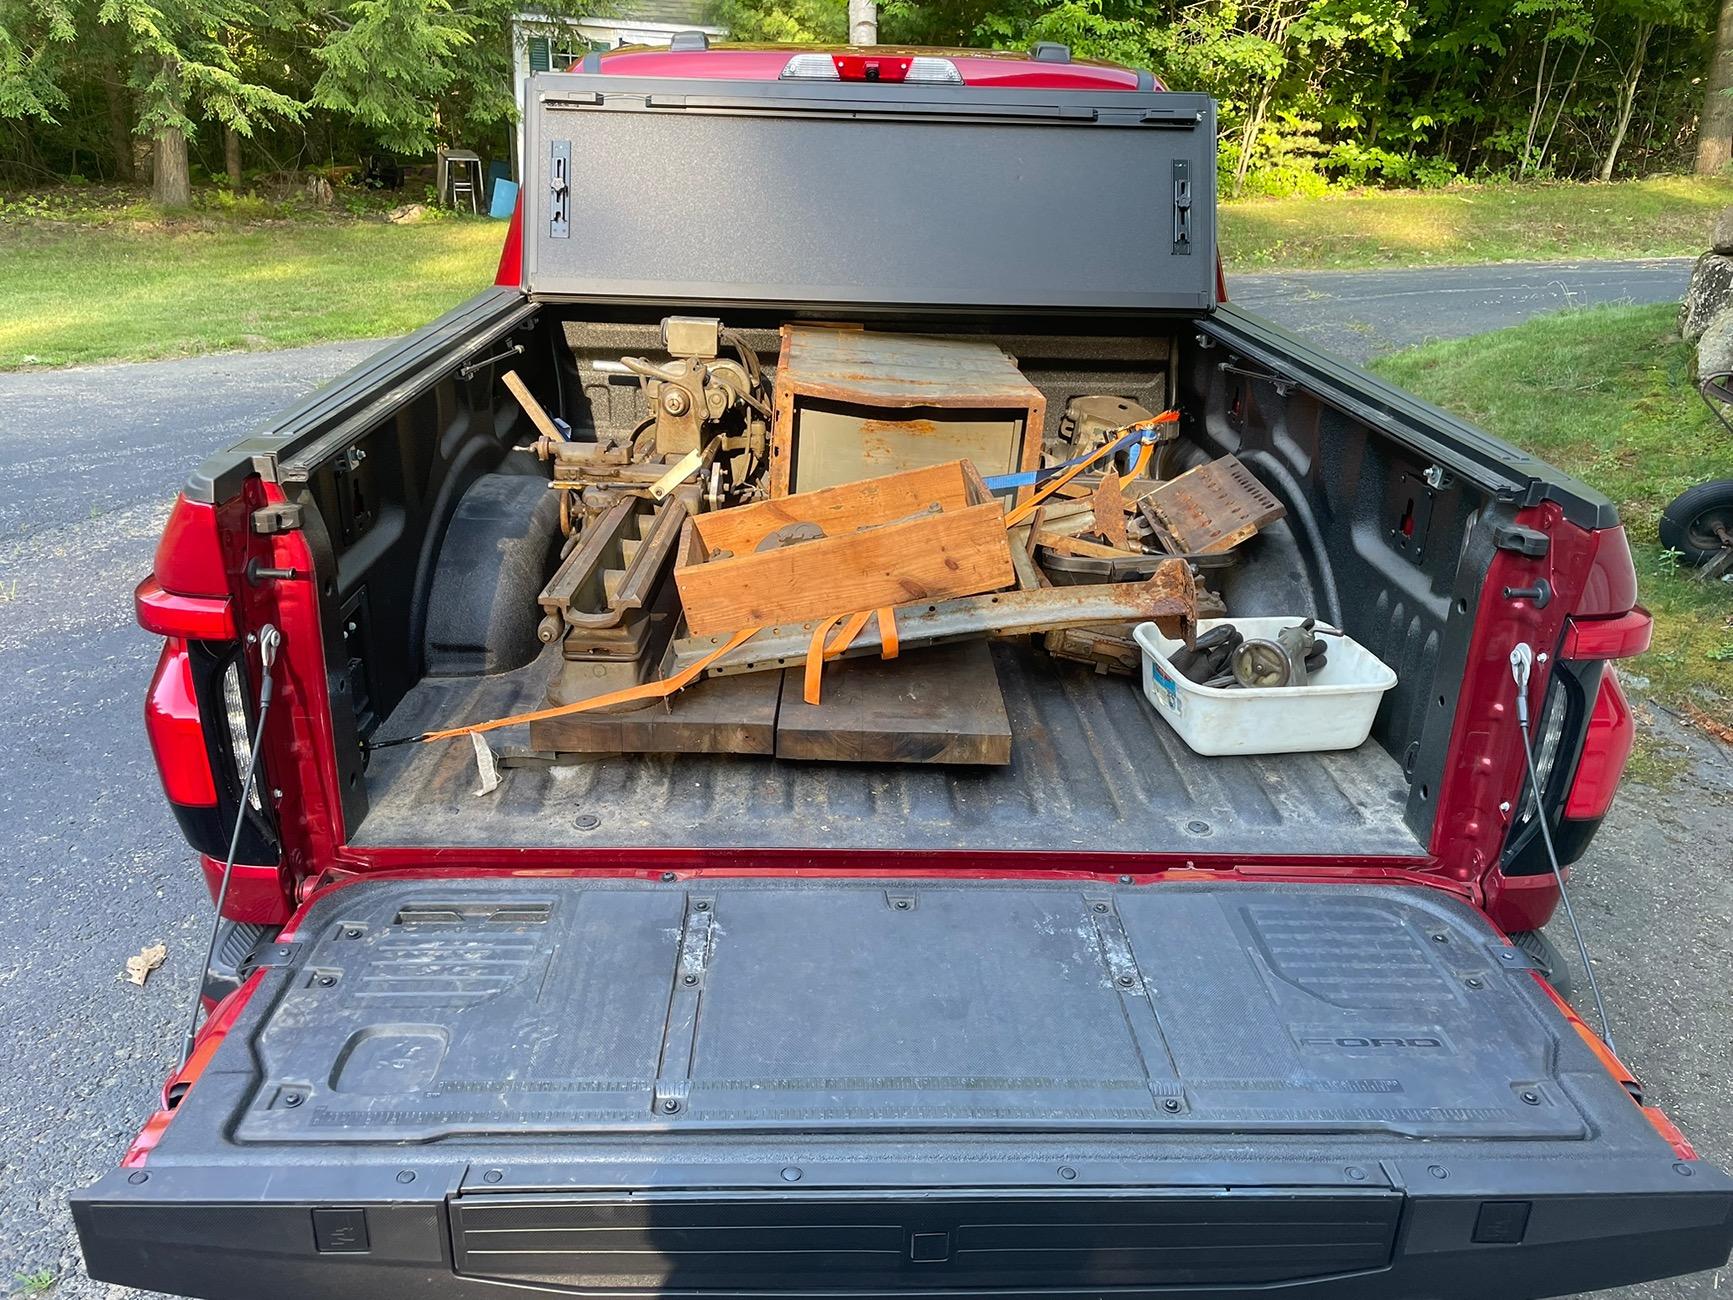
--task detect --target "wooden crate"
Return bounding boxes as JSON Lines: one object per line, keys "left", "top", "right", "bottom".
{"left": 769, "top": 325, "right": 1046, "bottom": 498}
{"left": 673, "top": 460, "right": 1015, "bottom": 637}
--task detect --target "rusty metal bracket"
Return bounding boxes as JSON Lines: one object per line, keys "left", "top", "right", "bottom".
{"left": 663, "top": 561, "right": 1196, "bottom": 679}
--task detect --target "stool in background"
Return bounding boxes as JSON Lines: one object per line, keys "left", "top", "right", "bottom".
{"left": 441, "top": 150, "right": 483, "bottom": 213}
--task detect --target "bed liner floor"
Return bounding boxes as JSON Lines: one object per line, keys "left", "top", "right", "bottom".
{"left": 357, "top": 641, "right": 1423, "bottom": 856}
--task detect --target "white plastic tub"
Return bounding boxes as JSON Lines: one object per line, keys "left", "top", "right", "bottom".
{"left": 1133, "top": 617, "right": 1398, "bottom": 757}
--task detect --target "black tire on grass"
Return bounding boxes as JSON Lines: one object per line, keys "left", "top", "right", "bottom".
{"left": 1659, "top": 479, "right": 1733, "bottom": 566}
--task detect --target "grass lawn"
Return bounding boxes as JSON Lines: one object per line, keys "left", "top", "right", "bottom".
{"left": 0, "top": 192, "right": 503, "bottom": 368}
{"left": 3, "top": 175, "right": 1732, "bottom": 369}
{"left": 1371, "top": 302, "right": 1733, "bottom": 755}
{"left": 1220, "top": 175, "right": 1733, "bottom": 270}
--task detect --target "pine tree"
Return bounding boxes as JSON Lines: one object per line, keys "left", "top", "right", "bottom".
{"left": 307, "top": 0, "right": 588, "bottom": 157}
{"left": 0, "top": 0, "right": 77, "bottom": 123}
{"left": 1699, "top": 0, "right": 1733, "bottom": 173}
{"left": 97, "top": 0, "right": 304, "bottom": 204}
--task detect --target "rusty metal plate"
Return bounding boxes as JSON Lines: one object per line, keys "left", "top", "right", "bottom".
{"left": 663, "top": 561, "right": 1196, "bottom": 678}
{"left": 782, "top": 327, "right": 1044, "bottom": 408}
{"left": 1142, "top": 455, "right": 1284, "bottom": 555}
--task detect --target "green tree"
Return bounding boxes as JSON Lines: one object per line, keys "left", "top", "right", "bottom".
{"left": 98, "top": 0, "right": 304, "bottom": 203}
{"left": 707, "top": 0, "right": 846, "bottom": 42}
{"left": 306, "top": 0, "right": 593, "bottom": 156}
{"left": 0, "top": 0, "right": 76, "bottom": 124}
{"left": 1700, "top": 0, "right": 1733, "bottom": 172}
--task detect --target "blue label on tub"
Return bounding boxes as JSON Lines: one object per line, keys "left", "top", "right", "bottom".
{"left": 1148, "top": 659, "right": 1182, "bottom": 714}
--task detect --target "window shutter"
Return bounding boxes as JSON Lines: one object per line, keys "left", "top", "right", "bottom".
{"left": 528, "top": 36, "right": 552, "bottom": 73}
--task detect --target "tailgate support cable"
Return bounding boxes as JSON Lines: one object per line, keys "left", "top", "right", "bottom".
{"left": 180, "top": 624, "right": 281, "bottom": 1066}
{"left": 1510, "top": 643, "right": 1617, "bottom": 1054}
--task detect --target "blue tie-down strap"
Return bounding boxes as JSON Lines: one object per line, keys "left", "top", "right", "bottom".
{"left": 983, "top": 420, "right": 1165, "bottom": 492}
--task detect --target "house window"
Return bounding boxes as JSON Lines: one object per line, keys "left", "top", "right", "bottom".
{"left": 527, "top": 34, "right": 607, "bottom": 73}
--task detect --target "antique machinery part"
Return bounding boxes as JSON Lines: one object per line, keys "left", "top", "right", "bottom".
{"left": 1042, "top": 624, "right": 1143, "bottom": 676}
{"left": 621, "top": 316, "right": 767, "bottom": 458}
{"left": 502, "top": 370, "right": 569, "bottom": 461}
{"left": 1228, "top": 620, "right": 1323, "bottom": 689}
{"left": 1055, "top": 396, "right": 1178, "bottom": 479}
{"left": 663, "top": 561, "right": 1197, "bottom": 679}
{"left": 537, "top": 491, "right": 691, "bottom": 647}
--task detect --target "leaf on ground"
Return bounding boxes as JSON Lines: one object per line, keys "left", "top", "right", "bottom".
{"left": 124, "top": 943, "right": 167, "bottom": 987}
{"left": 1683, "top": 705, "right": 1733, "bottom": 747}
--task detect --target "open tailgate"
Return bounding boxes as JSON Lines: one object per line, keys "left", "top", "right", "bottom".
{"left": 76, "top": 877, "right": 1732, "bottom": 1299}
{"left": 517, "top": 74, "right": 1217, "bottom": 313}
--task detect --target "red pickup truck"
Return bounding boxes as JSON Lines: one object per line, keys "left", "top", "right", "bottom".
{"left": 75, "top": 41, "right": 1732, "bottom": 1300}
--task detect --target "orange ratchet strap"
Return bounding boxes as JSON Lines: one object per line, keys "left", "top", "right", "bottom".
{"left": 1005, "top": 411, "right": 1178, "bottom": 528}
{"left": 419, "top": 626, "right": 759, "bottom": 742}
{"left": 803, "top": 607, "right": 897, "bottom": 705}
{"left": 420, "top": 410, "right": 1171, "bottom": 743}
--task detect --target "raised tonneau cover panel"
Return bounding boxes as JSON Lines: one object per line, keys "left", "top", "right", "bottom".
{"left": 520, "top": 74, "right": 1217, "bottom": 312}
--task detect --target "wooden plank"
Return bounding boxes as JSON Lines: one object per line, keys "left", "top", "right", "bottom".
{"left": 1034, "top": 530, "right": 1144, "bottom": 560}
{"left": 768, "top": 325, "right": 797, "bottom": 500}
{"left": 528, "top": 671, "right": 781, "bottom": 756}
{"left": 775, "top": 641, "right": 1011, "bottom": 765}
{"left": 676, "top": 499, "right": 1015, "bottom": 638}
{"left": 692, "top": 460, "right": 977, "bottom": 558}
{"left": 502, "top": 370, "right": 563, "bottom": 445}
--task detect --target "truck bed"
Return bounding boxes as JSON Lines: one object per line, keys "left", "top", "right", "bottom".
{"left": 356, "top": 641, "right": 1422, "bottom": 857}
{"left": 76, "top": 876, "right": 1733, "bottom": 1299}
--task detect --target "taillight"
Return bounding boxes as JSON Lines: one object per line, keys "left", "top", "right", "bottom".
{"left": 154, "top": 494, "right": 231, "bottom": 598}
{"left": 135, "top": 575, "right": 236, "bottom": 640}
{"left": 1563, "top": 666, "right": 1634, "bottom": 821}
{"left": 143, "top": 639, "right": 280, "bottom": 863}
{"left": 780, "top": 52, "right": 962, "bottom": 83}
{"left": 146, "top": 640, "right": 219, "bottom": 807}
{"left": 1556, "top": 603, "right": 1648, "bottom": 821}
{"left": 1563, "top": 606, "right": 1653, "bottom": 659}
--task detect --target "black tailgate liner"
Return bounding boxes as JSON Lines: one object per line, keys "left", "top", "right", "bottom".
{"left": 76, "top": 879, "right": 1733, "bottom": 1300}
{"left": 244, "top": 879, "right": 1573, "bottom": 1142}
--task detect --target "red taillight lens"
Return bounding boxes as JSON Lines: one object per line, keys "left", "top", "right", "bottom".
{"left": 135, "top": 575, "right": 236, "bottom": 640}
{"left": 1564, "top": 667, "right": 1634, "bottom": 821}
{"left": 154, "top": 495, "right": 230, "bottom": 598}
{"left": 145, "top": 639, "right": 218, "bottom": 807}
{"left": 1563, "top": 606, "right": 1653, "bottom": 660}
